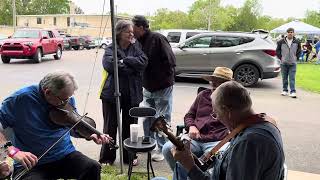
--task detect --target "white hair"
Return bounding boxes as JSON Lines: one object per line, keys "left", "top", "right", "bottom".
{"left": 39, "top": 71, "right": 78, "bottom": 95}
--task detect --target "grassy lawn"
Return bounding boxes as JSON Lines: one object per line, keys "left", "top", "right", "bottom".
{"left": 296, "top": 64, "right": 320, "bottom": 93}
{"left": 101, "top": 165, "right": 170, "bottom": 180}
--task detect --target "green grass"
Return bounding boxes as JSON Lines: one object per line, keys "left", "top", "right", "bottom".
{"left": 101, "top": 165, "right": 171, "bottom": 180}
{"left": 296, "top": 64, "right": 320, "bottom": 93}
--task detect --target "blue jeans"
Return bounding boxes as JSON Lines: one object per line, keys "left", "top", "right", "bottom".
{"left": 281, "top": 64, "right": 296, "bottom": 93}
{"left": 162, "top": 140, "right": 220, "bottom": 171}
{"left": 142, "top": 86, "right": 173, "bottom": 151}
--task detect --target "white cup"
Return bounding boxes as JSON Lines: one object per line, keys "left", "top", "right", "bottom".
{"left": 130, "top": 124, "right": 140, "bottom": 143}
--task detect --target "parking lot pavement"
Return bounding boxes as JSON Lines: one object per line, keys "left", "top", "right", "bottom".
{"left": 0, "top": 49, "right": 320, "bottom": 176}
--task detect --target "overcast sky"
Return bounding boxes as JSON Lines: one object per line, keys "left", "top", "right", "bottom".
{"left": 72, "top": 0, "right": 320, "bottom": 19}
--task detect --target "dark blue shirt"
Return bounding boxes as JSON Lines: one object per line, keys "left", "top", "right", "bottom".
{"left": 0, "top": 85, "right": 76, "bottom": 167}
{"left": 188, "top": 122, "right": 285, "bottom": 180}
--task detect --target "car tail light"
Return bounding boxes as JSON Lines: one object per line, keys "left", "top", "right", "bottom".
{"left": 263, "top": 50, "right": 276, "bottom": 57}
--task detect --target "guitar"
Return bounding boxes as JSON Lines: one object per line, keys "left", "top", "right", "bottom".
{"left": 150, "top": 116, "right": 214, "bottom": 171}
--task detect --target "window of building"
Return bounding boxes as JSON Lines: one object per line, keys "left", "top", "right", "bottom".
{"left": 67, "top": 17, "right": 70, "bottom": 27}
{"left": 167, "top": 32, "right": 181, "bottom": 43}
{"left": 53, "top": 17, "right": 57, "bottom": 26}
{"left": 37, "top": 17, "right": 42, "bottom": 24}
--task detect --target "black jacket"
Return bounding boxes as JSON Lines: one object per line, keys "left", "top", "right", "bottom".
{"left": 137, "top": 30, "right": 176, "bottom": 92}
{"left": 100, "top": 42, "right": 148, "bottom": 105}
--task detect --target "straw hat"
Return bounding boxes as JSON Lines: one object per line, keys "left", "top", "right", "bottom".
{"left": 202, "top": 67, "right": 233, "bottom": 82}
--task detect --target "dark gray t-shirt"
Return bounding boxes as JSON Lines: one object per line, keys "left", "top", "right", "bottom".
{"left": 188, "top": 122, "right": 285, "bottom": 180}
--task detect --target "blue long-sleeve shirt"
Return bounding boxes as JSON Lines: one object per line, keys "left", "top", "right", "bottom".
{"left": 0, "top": 85, "right": 76, "bottom": 168}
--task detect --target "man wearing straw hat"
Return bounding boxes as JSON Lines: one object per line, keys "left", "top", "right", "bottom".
{"left": 162, "top": 67, "right": 233, "bottom": 179}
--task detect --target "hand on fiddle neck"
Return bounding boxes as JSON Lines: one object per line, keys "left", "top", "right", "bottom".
{"left": 89, "top": 134, "right": 113, "bottom": 145}
{"left": 8, "top": 146, "right": 38, "bottom": 170}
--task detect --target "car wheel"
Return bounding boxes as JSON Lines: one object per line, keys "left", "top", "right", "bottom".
{"left": 1, "top": 55, "right": 11, "bottom": 64}
{"left": 234, "top": 64, "right": 259, "bottom": 87}
{"left": 86, "top": 47, "right": 91, "bottom": 50}
{"left": 73, "top": 46, "right": 79, "bottom": 50}
{"left": 101, "top": 44, "right": 107, "bottom": 49}
{"left": 54, "top": 47, "right": 62, "bottom": 60}
{"left": 33, "top": 48, "right": 42, "bottom": 63}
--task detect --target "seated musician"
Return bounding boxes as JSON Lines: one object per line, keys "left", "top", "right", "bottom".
{"left": 172, "top": 81, "right": 285, "bottom": 180}
{"left": 162, "top": 67, "right": 233, "bottom": 179}
{"left": 0, "top": 71, "right": 112, "bottom": 180}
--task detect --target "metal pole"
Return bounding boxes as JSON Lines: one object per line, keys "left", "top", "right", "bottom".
{"left": 12, "top": 0, "right": 16, "bottom": 31}
{"left": 110, "top": 0, "right": 124, "bottom": 174}
{"left": 207, "top": 0, "right": 212, "bottom": 31}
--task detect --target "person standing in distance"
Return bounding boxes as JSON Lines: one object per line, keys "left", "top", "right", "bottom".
{"left": 276, "top": 27, "right": 301, "bottom": 98}
{"left": 132, "top": 15, "right": 176, "bottom": 161}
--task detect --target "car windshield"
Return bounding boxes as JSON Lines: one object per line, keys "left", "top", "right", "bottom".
{"left": 12, "top": 30, "right": 39, "bottom": 38}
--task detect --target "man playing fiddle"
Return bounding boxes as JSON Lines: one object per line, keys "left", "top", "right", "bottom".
{"left": 0, "top": 71, "right": 112, "bottom": 180}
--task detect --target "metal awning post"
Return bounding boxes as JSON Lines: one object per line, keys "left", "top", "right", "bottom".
{"left": 109, "top": 0, "right": 124, "bottom": 174}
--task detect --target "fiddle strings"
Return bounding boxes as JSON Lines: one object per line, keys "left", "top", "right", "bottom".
{"left": 13, "top": 113, "right": 88, "bottom": 180}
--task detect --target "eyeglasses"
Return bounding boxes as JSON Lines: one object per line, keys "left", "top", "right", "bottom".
{"left": 123, "top": 30, "right": 134, "bottom": 34}
{"left": 54, "top": 94, "right": 72, "bottom": 105}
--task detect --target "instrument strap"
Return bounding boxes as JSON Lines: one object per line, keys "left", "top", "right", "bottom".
{"left": 205, "top": 113, "right": 277, "bottom": 159}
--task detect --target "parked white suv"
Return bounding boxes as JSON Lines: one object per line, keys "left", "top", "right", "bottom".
{"left": 94, "top": 37, "right": 112, "bottom": 49}
{"left": 157, "top": 29, "right": 211, "bottom": 47}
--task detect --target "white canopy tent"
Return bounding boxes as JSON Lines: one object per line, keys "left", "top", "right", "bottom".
{"left": 271, "top": 20, "right": 320, "bottom": 34}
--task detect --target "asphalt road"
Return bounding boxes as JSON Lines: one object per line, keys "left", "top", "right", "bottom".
{"left": 0, "top": 49, "right": 319, "bottom": 175}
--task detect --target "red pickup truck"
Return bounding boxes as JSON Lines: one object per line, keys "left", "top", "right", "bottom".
{"left": 0, "top": 29, "right": 64, "bottom": 63}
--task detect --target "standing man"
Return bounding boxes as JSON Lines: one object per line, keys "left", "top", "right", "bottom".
{"left": 132, "top": 15, "right": 176, "bottom": 161}
{"left": 276, "top": 27, "right": 301, "bottom": 98}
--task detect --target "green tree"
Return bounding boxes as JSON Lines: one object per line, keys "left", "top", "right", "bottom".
{"left": 28, "top": 0, "right": 70, "bottom": 15}
{"left": 0, "top": 0, "right": 70, "bottom": 26}
{"left": 227, "top": 0, "right": 262, "bottom": 31}
{"left": 256, "top": 15, "right": 287, "bottom": 31}
{"left": 188, "top": 0, "right": 222, "bottom": 30}
{"left": 151, "top": 8, "right": 191, "bottom": 30}
{"left": 304, "top": 10, "right": 320, "bottom": 28}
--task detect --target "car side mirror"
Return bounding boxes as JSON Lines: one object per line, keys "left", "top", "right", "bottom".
{"left": 42, "top": 36, "right": 48, "bottom": 39}
{"left": 177, "top": 43, "right": 185, "bottom": 49}
{"left": 8, "top": 36, "right": 11, "bottom": 39}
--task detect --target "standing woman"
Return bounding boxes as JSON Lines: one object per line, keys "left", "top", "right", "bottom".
{"left": 99, "top": 20, "right": 148, "bottom": 165}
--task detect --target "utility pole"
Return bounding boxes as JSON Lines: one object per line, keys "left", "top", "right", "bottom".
{"left": 12, "top": 0, "right": 17, "bottom": 31}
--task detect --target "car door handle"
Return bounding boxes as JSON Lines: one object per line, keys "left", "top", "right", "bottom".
{"left": 202, "top": 53, "right": 207, "bottom": 56}
{"left": 236, "top": 51, "right": 244, "bottom": 54}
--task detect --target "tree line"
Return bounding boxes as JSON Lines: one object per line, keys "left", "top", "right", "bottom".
{"left": 1, "top": 0, "right": 319, "bottom": 32}
{"left": 0, "top": 0, "right": 70, "bottom": 25}
{"left": 148, "top": 0, "right": 320, "bottom": 32}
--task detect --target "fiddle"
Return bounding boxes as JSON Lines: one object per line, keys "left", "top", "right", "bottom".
{"left": 49, "top": 103, "right": 119, "bottom": 150}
